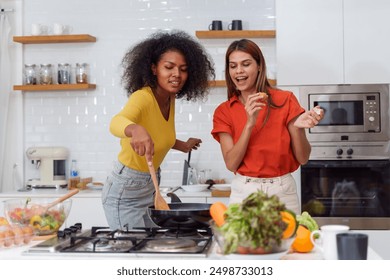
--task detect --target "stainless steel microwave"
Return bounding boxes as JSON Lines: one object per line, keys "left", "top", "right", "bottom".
{"left": 299, "top": 84, "right": 390, "bottom": 143}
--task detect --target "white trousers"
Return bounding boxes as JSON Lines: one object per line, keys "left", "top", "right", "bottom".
{"left": 229, "top": 173, "right": 300, "bottom": 214}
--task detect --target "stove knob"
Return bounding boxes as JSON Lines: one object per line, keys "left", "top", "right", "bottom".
{"left": 69, "top": 226, "right": 79, "bottom": 233}
{"left": 57, "top": 230, "right": 66, "bottom": 238}
{"left": 64, "top": 228, "right": 72, "bottom": 236}
{"left": 347, "top": 148, "right": 353, "bottom": 156}
{"left": 74, "top": 223, "right": 82, "bottom": 231}
{"left": 336, "top": 149, "right": 343, "bottom": 156}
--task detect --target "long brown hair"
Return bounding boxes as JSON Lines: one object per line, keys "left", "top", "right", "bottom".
{"left": 225, "top": 39, "right": 285, "bottom": 125}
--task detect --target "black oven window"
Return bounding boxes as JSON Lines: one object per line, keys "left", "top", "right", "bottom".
{"left": 314, "top": 101, "right": 363, "bottom": 125}
{"left": 301, "top": 160, "right": 390, "bottom": 218}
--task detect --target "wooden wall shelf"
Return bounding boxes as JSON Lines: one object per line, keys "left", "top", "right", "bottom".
{"left": 13, "top": 84, "right": 96, "bottom": 91}
{"left": 209, "top": 79, "right": 276, "bottom": 87}
{"left": 13, "top": 34, "right": 97, "bottom": 44}
{"left": 195, "top": 30, "right": 276, "bottom": 39}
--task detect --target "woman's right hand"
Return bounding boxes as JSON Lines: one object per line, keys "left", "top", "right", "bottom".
{"left": 125, "top": 124, "right": 154, "bottom": 163}
{"left": 244, "top": 92, "right": 267, "bottom": 127}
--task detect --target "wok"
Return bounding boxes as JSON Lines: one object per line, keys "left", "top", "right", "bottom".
{"left": 147, "top": 192, "right": 212, "bottom": 228}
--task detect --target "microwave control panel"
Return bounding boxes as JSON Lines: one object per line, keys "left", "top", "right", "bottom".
{"left": 364, "top": 94, "right": 380, "bottom": 132}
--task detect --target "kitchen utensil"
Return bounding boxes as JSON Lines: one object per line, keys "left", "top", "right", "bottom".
{"left": 147, "top": 160, "right": 170, "bottom": 210}
{"left": 147, "top": 192, "right": 211, "bottom": 228}
{"left": 182, "top": 150, "right": 191, "bottom": 185}
{"left": 42, "top": 189, "right": 79, "bottom": 213}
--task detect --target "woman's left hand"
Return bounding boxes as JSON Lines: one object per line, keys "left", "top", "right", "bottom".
{"left": 186, "top": 138, "right": 202, "bottom": 152}
{"left": 294, "top": 106, "right": 324, "bottom": 128}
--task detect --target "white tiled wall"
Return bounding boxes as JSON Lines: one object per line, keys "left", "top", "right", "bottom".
{"left": 20, "top": 0, "right": 276, "bottom": 186}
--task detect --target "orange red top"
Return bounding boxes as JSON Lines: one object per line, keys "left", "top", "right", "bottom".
{"left": 211, "top": 88, "right": 305, "bottom": 178}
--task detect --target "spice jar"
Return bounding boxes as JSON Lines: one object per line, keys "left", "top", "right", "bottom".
{"left": 24, "top": 64, "right": 38, "bottom": 85}
{"left": 39, "top": 64, "right": 53, "bottom": 85}
{"left": 58, "top": 63, "right": 71, "bottom": 84}
{"left": 75, "top": 63, "right": 88, "bottom": 84}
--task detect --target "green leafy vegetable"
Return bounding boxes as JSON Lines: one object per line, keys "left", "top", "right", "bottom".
{"left": 296, "top": 211, "right": 319, "bottom": 232}
{"left": 219, "top": 190, "right": 286, "bottom": 254}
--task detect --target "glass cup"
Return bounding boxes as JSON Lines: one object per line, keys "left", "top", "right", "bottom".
{"left": 337, "top": 233, "right": 368, "bottom": 260}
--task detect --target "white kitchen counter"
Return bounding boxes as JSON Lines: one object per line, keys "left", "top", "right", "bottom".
{"left": 0, "top": 235, "right": 383, "bottom": 260}
{"left": 1, "top": 188, "right": 389, "bottom": 259}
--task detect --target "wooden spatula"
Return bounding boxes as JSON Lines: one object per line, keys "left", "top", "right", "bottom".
{"left": 147, "top": 160, "right": 170, "bottom": 210}
{"left": 41, "top": 189, "right": 79, "bottom": 214}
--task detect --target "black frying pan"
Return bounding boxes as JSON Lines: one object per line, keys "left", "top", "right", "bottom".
{"left": 147, "top": 192, "right": 211, "bottom": 228}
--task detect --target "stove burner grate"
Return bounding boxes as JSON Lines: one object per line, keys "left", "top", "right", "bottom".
{"left": 144, "top": 239, "right": 197, "bottom": 252}
{"left": 55, "top": 225, "right": 213, "bottom": 255}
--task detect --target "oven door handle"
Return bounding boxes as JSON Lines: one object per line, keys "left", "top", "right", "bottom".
{"left": 305, "top": 160, "right": 390, "bottom": 168}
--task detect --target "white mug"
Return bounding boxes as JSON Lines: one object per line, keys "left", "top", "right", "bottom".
{"left": 31, "top": 23, "right": 45, "bottom": 36}
{"left": 53, "top": 23, "right": 66, "bottom": 35}
{"left": 310, "top": 225, "right": 350, "bottom": 260}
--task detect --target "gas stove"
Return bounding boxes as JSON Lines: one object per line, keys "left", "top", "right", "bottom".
{"left": 24, "top": 223, "right": 214, "bottom": 258}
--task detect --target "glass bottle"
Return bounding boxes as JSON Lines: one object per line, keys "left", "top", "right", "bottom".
{"left": 70, "top": 159, "right": 79, "bottom": 178}
{"left": 24, "top": 64, "right": 38, "bottom": 85}
{"left": 75, "top": 63, "right": 88, "bottom": 84}
{"left": 57, "top": 63, "right": 71, "bottom": 84}
{"left": 39, "top": 64, "right": 53, "bottom": 85}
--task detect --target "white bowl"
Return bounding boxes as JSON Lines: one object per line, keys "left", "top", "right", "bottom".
{"left": 181, "top": 184, "right": 209, "bottom": 192}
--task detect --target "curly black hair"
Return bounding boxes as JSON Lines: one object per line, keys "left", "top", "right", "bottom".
{"left": 121, "top": 30, "right": 215, "bottom": 101}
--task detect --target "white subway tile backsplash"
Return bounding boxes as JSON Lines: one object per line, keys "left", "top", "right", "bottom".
{"left": 21, "top": 0, "right": 276, "bottom": 185}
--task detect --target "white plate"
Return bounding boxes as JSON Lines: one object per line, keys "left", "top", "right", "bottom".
{"left": 86, "top": 182, "right": 104, "bottom": 190}
{"left": 223, "top": 250, "right": 288, "bottom": 260}
{"left": 212, "top": 184, "right": 231, "bottom": 191}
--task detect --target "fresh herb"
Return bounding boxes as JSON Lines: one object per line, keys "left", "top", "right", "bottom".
{"left": 219, "top": 190, "right": 286, "bottom": 254}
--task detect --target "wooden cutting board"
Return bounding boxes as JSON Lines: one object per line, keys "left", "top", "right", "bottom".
{"left": 33, "top": 234, "right": 56, "bottom": 241}
{"left": 211, "top": 189, "right": 231, "bottom": 197}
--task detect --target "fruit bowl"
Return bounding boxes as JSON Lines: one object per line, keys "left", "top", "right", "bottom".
{"left": 3, "top": 198, "right": 72, "bottom": 236}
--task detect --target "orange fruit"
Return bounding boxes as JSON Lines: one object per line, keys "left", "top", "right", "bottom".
{"left": 281, "top": 210, "right": 297, "bottom": 239}
{"left": 291, "top": 224, "right": 314, "bottom": 253}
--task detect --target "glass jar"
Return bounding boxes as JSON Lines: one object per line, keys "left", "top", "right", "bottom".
{"left": 58, "top": 63, "right": 71, "bottom": 84}
{"left": 75, "top": 63, "right": 88, "bottom": 84}
{"left": 24, "top": 64, "right": 38, "bottom": 85}
{"left": 39, "top": 64, "right": 53, "bottom": 85}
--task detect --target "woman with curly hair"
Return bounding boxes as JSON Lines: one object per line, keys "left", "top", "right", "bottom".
{"left": 102, "top": 30, "right": 215, "bottom": 230}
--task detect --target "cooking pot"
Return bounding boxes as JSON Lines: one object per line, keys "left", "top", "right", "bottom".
{"left": 147, "top": 193, "right": 212, "bottom": 229}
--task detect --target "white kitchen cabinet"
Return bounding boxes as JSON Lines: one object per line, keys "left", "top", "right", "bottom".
{"left": 343, "top": 0, "right": 390, "bottom": 83}
{"left": 276, "top": 0, "right": 344, "bottom": 85}
{"left": 65, "top": 197, "right": 108, "bottom": 228}
{"left": 276, "top": 0, "right": 390, "bottom": 85}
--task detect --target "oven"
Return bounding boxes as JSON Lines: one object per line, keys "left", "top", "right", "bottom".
{"left": 24, "top": 223, "right": 214, "bottom": 258}
{"left": 299, "top": 84, "right": 390, "bottom": 229}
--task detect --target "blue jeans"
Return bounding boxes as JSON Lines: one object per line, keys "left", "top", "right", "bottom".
{"left": 102, "top": 161, "right": 158, "bottom": 230}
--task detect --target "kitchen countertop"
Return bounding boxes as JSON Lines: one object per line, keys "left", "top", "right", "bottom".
{"left": 0, "top": 186, "right": 218, "bottom": 199}
{"left": 1, "top": 188, "right": 388, "bottom": 259}
{"left": 0, "top": 235, "right": 383, "bottom": 260}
